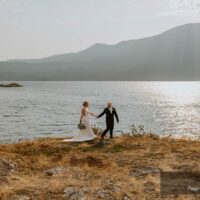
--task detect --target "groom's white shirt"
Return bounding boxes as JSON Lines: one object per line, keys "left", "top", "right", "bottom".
{"left": 108, "top": 107, "right": 113, "bottom": 113}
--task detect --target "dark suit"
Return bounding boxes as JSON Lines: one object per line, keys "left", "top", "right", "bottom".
{"left": 98, "top": 107, "right": 119, "bottom": 139}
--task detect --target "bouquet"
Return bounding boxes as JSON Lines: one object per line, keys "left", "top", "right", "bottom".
{"left": 78, "top": 122, "right": 86, "bottom": 130}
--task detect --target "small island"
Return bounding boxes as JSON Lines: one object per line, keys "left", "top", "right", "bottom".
{"left": 0, "top": 83, "right": 23, "bottom": 88}
{"left": 0, "top": 132, "right": 200, "bottom": 199}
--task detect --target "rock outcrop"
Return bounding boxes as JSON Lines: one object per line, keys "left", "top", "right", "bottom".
{"left": 0, "top": 157, "right": 15, "bottom": 183}
{"left": 0, "top": 83, "right": 22, "bottom": 87}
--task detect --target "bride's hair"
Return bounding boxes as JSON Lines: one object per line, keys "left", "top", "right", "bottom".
{"left": 83, "top": 101, "right": 89, "bottom": 107}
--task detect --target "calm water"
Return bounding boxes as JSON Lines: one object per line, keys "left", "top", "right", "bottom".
{"left": 0, "top": 81, "right": 200, "bottom": 143}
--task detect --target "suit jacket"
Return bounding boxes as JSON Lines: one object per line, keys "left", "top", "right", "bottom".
{"left": 98, "top": 107, "right": 119, "bottom": 124}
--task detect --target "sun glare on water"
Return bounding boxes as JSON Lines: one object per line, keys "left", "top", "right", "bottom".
{"left": 153, "top": 82, "right": 200, "bottom": 105}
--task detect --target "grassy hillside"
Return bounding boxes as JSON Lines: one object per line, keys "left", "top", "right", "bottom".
{"left": 0, "top": 133, "right": 200, "bottom": 200}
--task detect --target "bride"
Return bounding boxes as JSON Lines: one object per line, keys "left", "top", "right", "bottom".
{"left": 63, "top": 101, "right": 97, "bottom": 142}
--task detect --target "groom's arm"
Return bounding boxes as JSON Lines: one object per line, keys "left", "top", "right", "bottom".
{"left": 98, "top": 108, "right": 106, "bottom": 118}
{"left": 114, "top": 108, "right": 119, "bottom": 123}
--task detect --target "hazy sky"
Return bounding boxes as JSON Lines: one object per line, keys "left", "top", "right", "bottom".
{"left": 0, "top": 0, "right": 200, "bottom": 61}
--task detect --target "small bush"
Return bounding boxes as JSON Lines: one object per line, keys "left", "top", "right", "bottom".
{"left": 92, "top": 126, "right": 102, "bottom": 136}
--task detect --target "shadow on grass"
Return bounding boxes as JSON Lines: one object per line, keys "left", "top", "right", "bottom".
{"left": 108, "top": 144, "right": 131, "bottom": 153}
{"left": 69, "top": 155, "right": 104, "bottom": 168}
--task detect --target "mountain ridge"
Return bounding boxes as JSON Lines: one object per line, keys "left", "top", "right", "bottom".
{"left": 0, "top": 23, "right": 200, "bottom": 81}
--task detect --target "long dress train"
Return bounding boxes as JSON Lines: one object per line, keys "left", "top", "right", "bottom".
{"left": 63, "top": 109, "right": 96, "bottom": 142}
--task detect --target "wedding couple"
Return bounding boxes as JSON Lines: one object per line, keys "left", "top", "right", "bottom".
{"left": 63, "top": 101, "right": 119, "bottom": 142}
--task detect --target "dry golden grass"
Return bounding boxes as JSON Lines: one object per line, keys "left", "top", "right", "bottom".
{"left": 0, "top": 135, "right": 200, "bottom": 199}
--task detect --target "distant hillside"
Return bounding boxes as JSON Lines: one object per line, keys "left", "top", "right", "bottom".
{"left": 0, "top": 23, "right": 200, "bottom": 81}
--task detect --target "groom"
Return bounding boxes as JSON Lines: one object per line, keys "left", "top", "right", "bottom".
{"left": 97, "top": 102, "right": 119, "bottom": 139}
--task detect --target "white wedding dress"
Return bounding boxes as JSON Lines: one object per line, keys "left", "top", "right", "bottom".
{"left": 63, "top": 108, "right": 96, "bottom": 142}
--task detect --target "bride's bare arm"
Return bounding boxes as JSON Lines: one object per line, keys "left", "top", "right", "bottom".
{"left": 80, "top": 108, "right": 86, "bottom": 122}
{"left": 90, "top": 112, "right": 97, "bottom": 117}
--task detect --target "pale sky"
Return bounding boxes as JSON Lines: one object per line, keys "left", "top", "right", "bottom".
{"left": 0, "top": 0, "right": 200, "bottom": 61}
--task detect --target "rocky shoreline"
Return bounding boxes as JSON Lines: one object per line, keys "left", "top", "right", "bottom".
{"left": 0, "top": 134, "right": 200, "bottom": 200}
